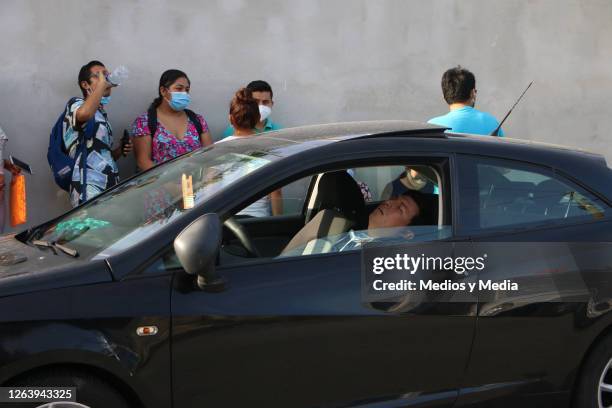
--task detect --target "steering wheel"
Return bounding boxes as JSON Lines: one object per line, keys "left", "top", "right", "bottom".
{"left": 223, "top": 217, "right": 260, "bottom": 258}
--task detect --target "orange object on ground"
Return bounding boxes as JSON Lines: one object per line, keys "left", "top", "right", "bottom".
{"left": 10, "top": 174, "right": 26, "bottom": 227}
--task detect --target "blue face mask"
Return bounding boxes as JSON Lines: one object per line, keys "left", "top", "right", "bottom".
{"left": 168, "top": 92, "right": 191, "bottom": 111}
{"left": 100, "top": 96, "right": 111, "bottom": 105}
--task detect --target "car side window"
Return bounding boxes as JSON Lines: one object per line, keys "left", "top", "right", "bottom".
{"left": 236, "top": 176, "right": 311, "bottom": 218}
{"left": 352, "top": 166, "right": 440, "bottom": 201}
{"left": 279, "top": 177, "right": 311, "bottom": 216}
{"left": 157, "top": 162, "right": 450, "bottom": 272}
{"left": 229, "top": 164, "right": 448, "bottom": 261}
{"left": 458, "top": 156, "right": 607, "bottom": 232}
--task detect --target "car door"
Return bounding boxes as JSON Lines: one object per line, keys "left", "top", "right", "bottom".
{"left": 454, "top": 155, "right": 612, "bottom": 407}
{"left": 170, "top": 157, "right": 476, "bottom": 408}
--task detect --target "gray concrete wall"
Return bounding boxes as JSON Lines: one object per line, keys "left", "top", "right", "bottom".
{"left": 0, "top": 0, "right": 611, "bottom": 231}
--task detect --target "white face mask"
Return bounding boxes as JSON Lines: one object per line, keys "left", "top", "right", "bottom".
{"left": 258, "top": 105, "right": 272, "bottom": 122}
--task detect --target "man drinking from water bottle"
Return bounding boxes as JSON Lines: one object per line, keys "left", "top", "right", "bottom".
{"left": 63, "top": 60, "right": 132, "bottom": 207}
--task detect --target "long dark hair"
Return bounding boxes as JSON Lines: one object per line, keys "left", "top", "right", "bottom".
{"left": 230, "top": 88, "right": 260, "bottom": 130}
{"left": 150, "top": 69, "right": 190, "bottom": 110}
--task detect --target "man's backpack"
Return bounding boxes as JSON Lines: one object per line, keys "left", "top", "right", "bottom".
{"left": 146, "top": 106, "right": 203, "bottom": 141}
{"left": 47, "top": 97, "right": 97, "bottom": 192}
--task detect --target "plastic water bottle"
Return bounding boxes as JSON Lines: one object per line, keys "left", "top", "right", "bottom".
{"left": 107, "top": 65, "right": 129, "bottom": 86}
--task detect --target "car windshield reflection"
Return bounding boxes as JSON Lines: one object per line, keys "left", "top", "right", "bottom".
{"left": 32, "top": 144, "right": 283, "bottom": 260}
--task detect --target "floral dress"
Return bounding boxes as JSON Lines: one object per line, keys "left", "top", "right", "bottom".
{"left": 131, "top": 111, "right": 209, "bottom": 224}
{"left": 130, "top": 111, "right": 209, "bottom": 164}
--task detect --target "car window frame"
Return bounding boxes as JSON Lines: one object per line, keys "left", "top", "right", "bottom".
{"left": 106, "top": 129, "right": 461, "bottom": 278}
{"left": 456, "top": 153, "right": 611, "bottom": 237}
{"left": 129, "top": 151, "right": 457, "bottom": 277}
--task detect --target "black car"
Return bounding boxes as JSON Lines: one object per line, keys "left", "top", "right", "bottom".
{"left": 1, "top": 121, "right": 612, "bottom": 408}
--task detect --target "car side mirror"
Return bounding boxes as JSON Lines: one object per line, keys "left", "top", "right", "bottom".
{"left": 174, "top": 213, "right": 226, "bottom": 292}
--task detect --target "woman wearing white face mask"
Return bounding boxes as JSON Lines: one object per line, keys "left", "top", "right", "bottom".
{"left": 130, "top": 69, "right": 213, "bottom": 171}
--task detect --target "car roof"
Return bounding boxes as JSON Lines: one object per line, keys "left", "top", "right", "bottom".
{"left": 244, "top": 120, "right": 605, "bottom": 164}
{"left": 231, "top": 121, "right": 602, "bottom": 163}
{"left": 260, "top": 120, "right": 448, "bottom": 142}
{"left": 447, "top": 132, "right": 603, "bottom": 160}
{"left": 214, "top": 120, "right": 447, "bottom": 162}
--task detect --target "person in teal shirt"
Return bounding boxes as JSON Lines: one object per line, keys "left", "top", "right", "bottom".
{"left": 428, "top": 66, "right": 504, "bottom": 136}
{"left": 222, "top": 80, "right": 282, "bottom": 138}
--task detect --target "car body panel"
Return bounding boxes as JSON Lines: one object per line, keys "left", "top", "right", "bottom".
{"left": 171, "top": 251, "right": 474, "bottom": 408}
{"left": 0, "top": 274, "right": 172, "bottom": 408}
{"left": 0, "top": 122, "right": 610, "bottom": 407}
{"left": 454, "top": 148, "right": 612, "bottom": 407}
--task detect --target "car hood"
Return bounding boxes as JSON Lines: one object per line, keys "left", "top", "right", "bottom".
{"left": 0, "top": 234, "right": 112, "bottom": 298}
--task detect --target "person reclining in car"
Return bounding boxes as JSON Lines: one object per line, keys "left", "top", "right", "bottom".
{"left": 332, "top": 191, "right": 424, "bottom": 251}
{"left": 282, "top": 190, "right": 428, "bottom": 256}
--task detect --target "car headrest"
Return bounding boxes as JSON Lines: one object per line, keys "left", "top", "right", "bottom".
{"left": 479, "top": 167, "right": 511, "bottom": 190}
{"left": 311, "top": 171, "right": 367, "bottom": 228}
{"left": 533, "top": 179, "right": 567, "bottom": 206}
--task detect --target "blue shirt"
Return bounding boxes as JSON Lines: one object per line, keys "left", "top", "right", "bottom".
{"left": 428, "top": 106, "right": 504, "bottom": 136}
{"left": 222, "top": 118, "right": 282, "bottom": 139}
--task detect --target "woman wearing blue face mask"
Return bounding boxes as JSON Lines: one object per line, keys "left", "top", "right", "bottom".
{"left": 131, "top": 69, "right": 213, "bottom": 171}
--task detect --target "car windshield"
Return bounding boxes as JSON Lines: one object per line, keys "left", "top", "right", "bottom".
{"left": 30, "top": 141, "right": 292, "bottom": 260}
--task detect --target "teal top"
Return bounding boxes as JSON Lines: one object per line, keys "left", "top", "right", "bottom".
{"left": 428, "top": 106, "right": 504, "bottom": 136}
{"left": 222, "top": 119, "right": 282, "bottom": 138}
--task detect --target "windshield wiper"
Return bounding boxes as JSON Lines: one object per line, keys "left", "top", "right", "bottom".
{"left": 28, "top": 225, "right": 90, "bottom": 258}
{"left": 32, "top": 240, "right": 79, "bottom": 258}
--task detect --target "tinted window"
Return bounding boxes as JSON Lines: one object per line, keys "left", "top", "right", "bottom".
{"left": 458, "top": 157, "right": 607, "bottom": 232}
